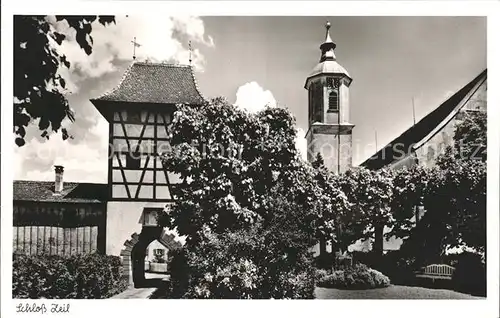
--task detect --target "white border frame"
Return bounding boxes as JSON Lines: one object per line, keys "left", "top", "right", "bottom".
{"left": 2, "top": 2, "right": 499, "bottom": 318}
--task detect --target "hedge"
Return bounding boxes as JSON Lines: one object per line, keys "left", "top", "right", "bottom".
{"left": 317, "top": 263, "right": 391, "bottom": 290}
{"left": 13, "top": 253, "right": 127, "bottom": 299}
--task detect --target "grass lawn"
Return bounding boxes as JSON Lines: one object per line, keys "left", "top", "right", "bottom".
{"left": 315, "top": 285, "right": 484, "bottom": 299}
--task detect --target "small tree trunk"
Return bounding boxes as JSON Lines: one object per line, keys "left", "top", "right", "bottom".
{"left": 374, "top": 223, "right": 384, "bottom": 257}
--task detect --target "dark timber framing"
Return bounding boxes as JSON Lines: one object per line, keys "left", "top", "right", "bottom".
{"left": 109, "top": 109, "right": 177, "bottom": 201}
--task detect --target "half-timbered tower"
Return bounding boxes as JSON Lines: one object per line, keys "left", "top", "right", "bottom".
{"left": 90, "top": 62, "right": 204, "bottom": 285}
{"left": 305, "top": 22, "right": 354, "bottom": 174}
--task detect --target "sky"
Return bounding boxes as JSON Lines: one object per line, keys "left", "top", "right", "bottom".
{"left": 14, "top": 15, "right": 486, "bottom": 183}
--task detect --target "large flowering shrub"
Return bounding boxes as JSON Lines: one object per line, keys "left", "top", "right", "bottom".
{"left": 169, "top": 196, "right": 317, "bottom": 299}
{"left": 160, "top": 98, "right": 333, "bottom": 299}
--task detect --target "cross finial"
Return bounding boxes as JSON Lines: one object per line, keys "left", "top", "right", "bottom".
{"left": 131, "top": 36, "right": 141, "bottom": 60}
{"left": 189, "top": 40, "right": 192, "bottom": 65}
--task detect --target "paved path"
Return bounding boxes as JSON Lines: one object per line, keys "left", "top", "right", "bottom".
{"left": 110, "top": 272, "right": 170, "bottom": 299}
{"left": 110, "top": 287, "right": 158, "bottom": 299}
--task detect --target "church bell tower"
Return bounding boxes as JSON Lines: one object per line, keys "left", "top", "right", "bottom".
{"left": 305, "top": 22, "right": 354, "bottom": 174}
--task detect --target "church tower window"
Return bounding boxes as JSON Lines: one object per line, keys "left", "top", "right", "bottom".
{"left": 328, "top": 90, "right": 339, "bottom": 112}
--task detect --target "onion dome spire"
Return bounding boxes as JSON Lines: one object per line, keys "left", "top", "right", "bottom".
{"left": 319, "top": 21, "right": 337, "bottom": 62}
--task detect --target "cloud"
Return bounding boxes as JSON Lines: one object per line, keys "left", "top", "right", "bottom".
{"left": 233, "top": 81, "right": 307, "bottom": 161}
{"left": 15, "top": 15, "right": 214, "bottom": 182}
{"left": 46, "top": 15, "right": 214, "bottom": 90}
{"left": 14, "top": 117, "right": 109, "bottom": 183}
{"left": 295, "top": 127, "right": 308, "bottom": 161}
{"left": 234, "top": 81, "right": 276, "bottom": 113}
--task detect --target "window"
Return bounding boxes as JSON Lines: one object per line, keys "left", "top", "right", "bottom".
{"left": 143, "top": 207, "right": 163, "bottom": 226}
{"left": 328, "top": 91, "right": 339, "bottom": 112}
{"left": 153, "top": 248, "right": 166, "bottom": 263}
{"left": 126, "top": 152, "right": 141, "bottom": 169}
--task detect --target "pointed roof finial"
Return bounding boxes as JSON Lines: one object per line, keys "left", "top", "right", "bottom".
{"left": 189, "top": 41, "right": 192, "bottom": 65}
{"left": 319, "top": 21, "right": 336, "bottom": 62}
{"left": 324, "top": 21, "right": 333, "bottom": 43}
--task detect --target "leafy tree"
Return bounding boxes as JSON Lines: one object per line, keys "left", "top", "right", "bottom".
{"left": 159, "top": 97, "right": 300, "bottom": 243}
{"left": 310, "top": 154, "right": 353, "bottom": 255}
{"left": 159, "top": 97, "right": 322, "bottom": 298}
{"left": 338, "top": 167, "right": 393, "bottom": 257}
{"left": 426, "top": 159, "right": 486, "bottom": 254}
{"left": 393, "top": 110, "right": 487, "bottom": 264}
{"left": 14, "top": 15, "right": 115, "bottom": 146}
{"left": 390, "top": 165, "right": 430, "bottom": 239}
{"left": 310, "top": 156, "right": 396, "bottom": 258}
{"left": 396, "top": 159, "right": 485, "bottom": 267}
{"left": 453, "top": 111, "right": 486, "bottom": 162}
{"left": 433, "top": 109, "right": 486, "bottom": 254}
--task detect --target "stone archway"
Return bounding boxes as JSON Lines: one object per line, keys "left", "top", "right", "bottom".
{"left": 120, "top": 228, "right": 182, "bottom": 287}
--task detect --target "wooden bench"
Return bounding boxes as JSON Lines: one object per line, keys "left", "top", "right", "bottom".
{"left": 415, "top": 264, "right": 455, "bottom": 282}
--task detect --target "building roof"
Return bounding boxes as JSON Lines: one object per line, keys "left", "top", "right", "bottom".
{"left": 360, "top": 69, "right": 487, "bottom": 170}
{"left": 13, "top": 180, "right": 107, "bottom": 203}
{"left": 308, "top": 60, "right": 350, "bottom": 79}
{"left": 90, "top": 62, "right": 205, "bottom": 106}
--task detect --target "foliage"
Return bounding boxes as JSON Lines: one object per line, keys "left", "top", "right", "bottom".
{"left": 352, "top": 250, "right": 419, "bottom": 286}
{"left": 310, "top": 154, "right": 397, "bottom": 256}
{"left": 430, "top": 160, "right": 486, "bottom": 254}
{"left": 14, "top": 15, "right": 115, "bottom": 146}
{"left": 310, "top": 109, "right": 486, "bottom": 284}
{"left": 453, "top": 111, "right": 487, "bottom": 163}
{"left": 335, "top": 167, "right": 393, "bottom": 255}
{"left": 12, "top": 253, "right": 126, "bottom": 299}
{"left": 316, "top": 263, "right": 390, "bottom": 290}
{"left": 160, "top": 99, "right": 321, "bottom": 298}
{"left": 159, "top": 97, "right": 302, "bottom": 243}
{"left": 389, "top": 159, "right": 485, "bottom": 269}
{"left": 168, "top": 195, "right": 317, "bottom": 299}
{"left": 160, "top": 97, "right": 343, "bottom": 249}
{"left": 314, "top": 268, "right": 330, "bottom": 281}
{"left": 310, "top": 154, "right": 352, "bottom": 253}
{"left": 390, "top": 165, "right": 430, "bottom": 239}
{"left": 430, "top": 109, "right": 486, "bottom": 255}
{"left": 389, "top": 109, "right": 486, "bottom": 262}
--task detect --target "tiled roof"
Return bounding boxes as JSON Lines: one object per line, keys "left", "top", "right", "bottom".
{"left": 13, "top": 180, "right": 107, "bottom": 203}
{"left": 91, "top": 62, "right": 205, "bottom": 105}
{"left": 360, "top": 69, "right": 487, "bottom": 170}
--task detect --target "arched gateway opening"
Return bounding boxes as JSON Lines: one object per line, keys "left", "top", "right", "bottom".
{"left": 120, "top": 227, "right": 182, "bottom": 288}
